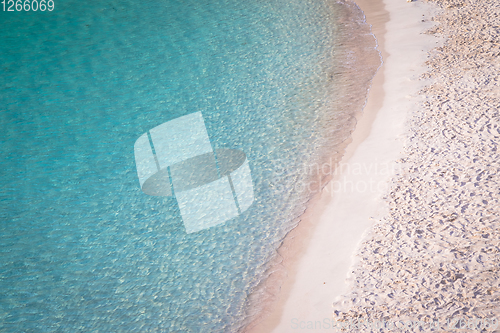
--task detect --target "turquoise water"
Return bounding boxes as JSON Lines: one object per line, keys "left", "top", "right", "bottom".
{"left": 0, "top": 0, "right": 379, "bottom": 331}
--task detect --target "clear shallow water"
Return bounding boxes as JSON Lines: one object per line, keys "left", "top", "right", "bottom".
{"left": 0, "top": 0, "right": 379, "bottom": 331}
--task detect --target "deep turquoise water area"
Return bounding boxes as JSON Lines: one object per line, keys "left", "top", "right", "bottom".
{"left": 1, "top": 0, "right": 379, "bottom": 331}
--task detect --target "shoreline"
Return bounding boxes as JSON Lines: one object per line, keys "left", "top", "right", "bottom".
{"left": 335, "top": 0, "right": 500, "bottom": 329}
{"left": 244, "top": 0, "right": 441, "bottom": 331}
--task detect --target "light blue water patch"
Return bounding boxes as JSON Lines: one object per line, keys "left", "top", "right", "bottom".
{"left": 0, "top": 0, "right": 379, "bottom": 331}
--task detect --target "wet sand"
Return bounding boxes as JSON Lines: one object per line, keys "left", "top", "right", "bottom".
{"left": 335, "top": 0, "right": 500, "bottom": 331}
{"left": 244, "top": 0, "right": 500, "bottom": 330}
{"left": 244, "top": 0, "right": 443, "bottom": 331}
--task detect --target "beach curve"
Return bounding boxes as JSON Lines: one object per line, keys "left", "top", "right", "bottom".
{"left": 243, "top": 0, "right": 442, "bottom": 331}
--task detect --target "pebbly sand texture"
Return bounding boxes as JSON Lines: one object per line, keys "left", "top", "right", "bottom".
{"left": 334, "top": 0, "right": 500, "bottom": 330}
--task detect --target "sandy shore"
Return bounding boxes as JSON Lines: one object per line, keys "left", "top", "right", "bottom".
{"left": 246, "top": 0, "right": 500, "bottom": 331}
{"left": 245, "top": 0, "right": 443, "bottom": 332}
{"left": 334, "top": 0, "right": 500, "bottom": 331}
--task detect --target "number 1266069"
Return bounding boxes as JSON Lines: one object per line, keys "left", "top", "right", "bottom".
{"left": 2, "top": 0, "right": 54, "bottom": 11}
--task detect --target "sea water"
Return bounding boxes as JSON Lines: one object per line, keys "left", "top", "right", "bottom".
{"left": 0, "top": 0, "right": 379, "bottom": 331}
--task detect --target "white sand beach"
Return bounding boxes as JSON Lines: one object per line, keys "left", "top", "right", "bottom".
{"left": 244, "top": 0, "right": 500, "bottom": 331}
{"left": 334, "top": 0, "right": 500, "bottom": 331}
